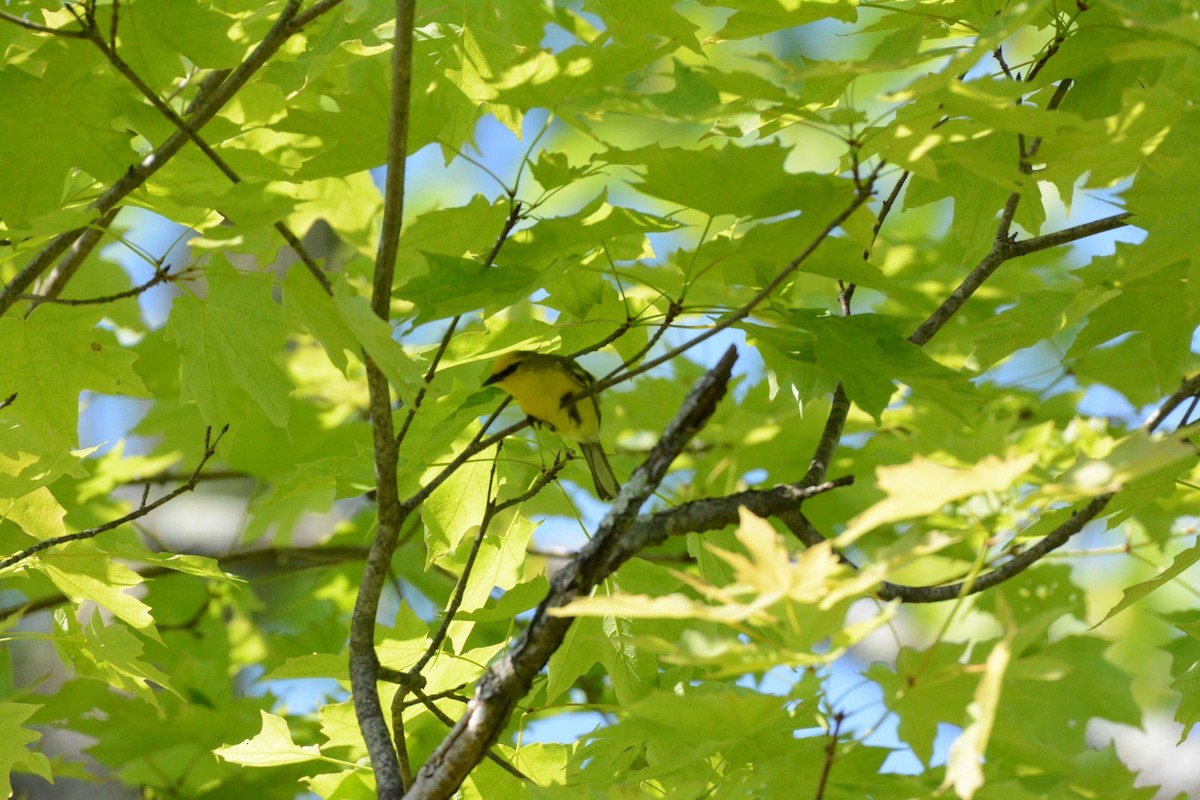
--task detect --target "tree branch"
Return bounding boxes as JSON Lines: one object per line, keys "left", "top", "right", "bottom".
{"left": 594, "top": 165, "right": 883, "bottom": 393}
{"left": 0, "top": 426, "right": 228, "bottom": 572}
{"left": 0, "top": 9, "right": 87, "bottom": 37}
{"left": 0, "top": 0, "right": 327, "bottom": 315}
{"left": 66, "top": 5, "right": 332, "bottom": 295}
{"left": 907, "top": 212, "right": 1132, "bottom": 347}
{"left": 876, "top": 494, "right": 1112, "bottom": 602}
{"left": 23, "top": 262, "right": 179, "bottom": 306}
{"left": 405, "top": 346, "right": 740, "bottom": 798}
{"left": 349, "top": 2, "right": 417, "bottom": 796}
{"left": 1143, "top": 372, "right": 1200, "bottom": 434}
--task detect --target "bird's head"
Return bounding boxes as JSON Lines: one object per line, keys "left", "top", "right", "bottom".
{"left": 484, "top": 350, "right": 537, "bottom": 387}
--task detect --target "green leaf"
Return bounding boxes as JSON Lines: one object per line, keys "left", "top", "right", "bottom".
{"left": 601, "top": 143, "right": 839, "bottom": 219}
{"left": 583, "top": 0, "right": 702, "bottom": 54}
{"left": 0, "top": 42, "right": 128, "bottom": 223}
{"left": 424, "top": 445, "right": 494, "bottom": 569}
{"left": 867, "top": 644, "right": 978, "bottom": 765}
{"left": 168, "top": 260, "right": 293, "bottom": 429}
{"left": 971, "top": 290, "right": 1082, "bottom": 370}
{"left": 0, "top": 702, "right": 52, "bottom": 797}
{"left": 701, "top": 0, "right": 858, "bottom": 40}
{"left": 331, "top": 283, "right": 422, "bottom": 406}
{"left": 118, "top": 0, "right": 242, "bottom": 81}
{"left": 4, "top": 486, "right": 66, "bottom": 540}
{"left": 809, "top": 314, "right": 978, "bottom": 423}
{"left": 41, "top": 545, "right": 160, "bottom": 641}
{"left": 1068, "top": 260, "right": 1194, "bottom": 392}
{"left": 51, "top": 610, "right": 178, "bottom": 706}
{"left": 844, "top": 453, "right": 1038, "bottom": 541}
{"left": 1172, "top": 661, "right": 1200, "bottom": 739}
{"left": 1046, "top": 430, "right": 1193, "bottom": 498}
{"left": 0, "top": 305, "right": 148, "bottom": 452}
{"left": 215, "top": 711, "right": 322, "bottom": 767}
{"left": 398, "top": 254, "right": 542, "bottom": 324}
{"left": 1098, "top": 544, "right": 1200, "bottom": 627}
{"left": 943, "top": 634, "right": 1011, "bottom": 800}
{"left": 455, "top": 576, "right": 549, "bottom": 622}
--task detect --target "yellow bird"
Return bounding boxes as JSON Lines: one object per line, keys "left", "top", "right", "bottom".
{"left": 484, "top": 351, "right": 621, "bottom": 500}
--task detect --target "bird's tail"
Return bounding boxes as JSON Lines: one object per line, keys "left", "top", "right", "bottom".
{"left": 580, "top": 441, "right": 620, "bottom": 500}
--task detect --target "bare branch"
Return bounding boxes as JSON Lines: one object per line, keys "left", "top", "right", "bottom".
{"left": 350, "top": 3, "right": 418, "bottom": 796}
{"left": 876, "top": 494, "right": 1112, "bottom": 602}
{"left": 0, "top": 9, "right": 87, "bottom": 37}
{"left": 406, "top": 347, "right": 739, "bottom": 797}
{"left": 23, "top": 263, "right": 178, "bottom": 306}
{"left": 594, "top": 165, "right": 883, "bottom": 393}
{"left": 908, "top": 211, "right": 1132, "bottom": 347}
{"left": 396, "top": 200, "right": 526, "bottom": 449}
{"left": 1007, "top": 211, "right": 1133, "bottom": 258}
{"left": 1, "top": 0, "right": 316, "bottom": 316}
{"left": 1143, "top": 372, "right": 1200, "bottom": 434}
{"left": 0, "top": 426, "right": 228, "bottom": 572}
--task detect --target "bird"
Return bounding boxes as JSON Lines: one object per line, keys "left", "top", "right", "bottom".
{"left": 484, "top": 351, "right": 621, "bottom": 500}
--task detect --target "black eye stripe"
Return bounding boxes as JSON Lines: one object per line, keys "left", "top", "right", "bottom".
{"left": 484, "top": 363, "right": 521, "bottom": 385}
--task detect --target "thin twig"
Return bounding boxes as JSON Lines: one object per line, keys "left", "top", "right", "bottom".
{"left": 396, "top": 201, "right": 525, "bottom": 449}
{"left": 603, "top": 299, "right": 683, "bottom": 382}
{"left": 907, "top": 211, "right": 1132, "bottom": 346}
{"left": 0, "top": 0, "right": 327, "bottom": 316}
{"left": 23, "top": 264, "right": 177, "bottom": 306}
{"left": 0, "top": 9, "right": 87, "bottom": 37}
{"left": 1143, "top": 372, "right": 1200, "bottom": 434}
{"left": 109, "top": 0, "right": 119, "bottom": 50}
{"left": 392, "top": 700, "right": 413, "bottom": 791}
{"left": 409, "top": 686, "right": 530, "bottom": 781}
{"left": 993, "top": 47, "right": 1015, "bottom": 80}
{"left": 813, "top": 711, "right": 844, "bottom": 800}
{"left": 593, "top": 165, "right": 882, "bottom": 395}
{"left": 876, "top": 494, "right": 1112, "bottom": 602}
{"left": 0, "top": 426, "right": 228, "bottom": 572}
{"left": 800, "top": 384, "right": 850, "bottom": 488}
